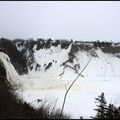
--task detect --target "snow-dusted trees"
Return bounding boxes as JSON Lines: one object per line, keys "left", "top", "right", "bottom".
{"left": 93, "top": 92, "right": 120, "bottom": 119}
{"left": 94, "top": 92, "right": 107, "bottom": 119}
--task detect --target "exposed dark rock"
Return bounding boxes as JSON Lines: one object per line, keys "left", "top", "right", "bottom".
{"left": 35, "top": 64, "right": 41, "bottom": 71}
{"left": 45, "top": 62, "right": 52, "bottom": 70}
{"left": 0, "top": 38, "right": 28, "bottom": 75}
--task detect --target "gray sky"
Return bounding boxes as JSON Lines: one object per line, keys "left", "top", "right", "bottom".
{"left": 0, "top": 1, "right": 120, "bottom": 42}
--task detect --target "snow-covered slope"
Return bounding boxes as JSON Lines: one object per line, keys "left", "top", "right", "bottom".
{"left": 1, "top": 38, "right": 120, "bottom": 118}
{"left": 14, "top": 40, "right": 120, "bottom": 79}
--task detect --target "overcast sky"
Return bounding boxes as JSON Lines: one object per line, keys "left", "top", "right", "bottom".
{"left": 0, "top": 1, "right": 120, "bottom": 42}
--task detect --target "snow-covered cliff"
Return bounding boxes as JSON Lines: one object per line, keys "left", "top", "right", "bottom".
{"left": 0, "top": 38, "right": 120, "bottom": 118}
{"left": 13, "top": 39, "right": 120, "bottom": 81}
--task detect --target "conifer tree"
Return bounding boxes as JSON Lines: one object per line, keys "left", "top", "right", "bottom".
{"left": 106, "top": 104, "right": 114, "bottom": 119}
{"left": 94, "top": 92, "right": 107, "bottom": 119}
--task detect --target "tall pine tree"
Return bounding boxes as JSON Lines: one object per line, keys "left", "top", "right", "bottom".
{"left": 94, "top": 92, "right": 107, "bottom": 119}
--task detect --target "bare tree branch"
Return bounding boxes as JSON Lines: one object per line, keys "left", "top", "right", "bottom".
{"left": 50, "top": 98, "right": 58, "bottom": 116}
{"left": 60, "top": 56, "right": 92, "bottom": 116}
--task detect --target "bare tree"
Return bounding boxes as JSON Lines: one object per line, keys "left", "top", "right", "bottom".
{"left": 60, "top": 56, "right": 92, "bottom": 116}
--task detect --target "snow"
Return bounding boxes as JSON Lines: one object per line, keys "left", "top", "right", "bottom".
{"left": 21, "top": 76, "right": 120, "bottom": 119}
{"left": 33, "top": 44, "right": 72, "bottom": 75}
{"left": 21, "top": 47, "right": 120, "bottom": 118}
{"left": 1, "top": 45, "right": 120, "bottom": 119}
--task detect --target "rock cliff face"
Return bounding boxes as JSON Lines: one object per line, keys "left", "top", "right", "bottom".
{"left": 0, "top": 38, "right": 120, "bottom": 78}
{"left": 0, "top": 38, "right": 28, "bottom": 75}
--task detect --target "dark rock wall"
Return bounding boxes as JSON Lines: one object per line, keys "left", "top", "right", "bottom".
{"left": 0, "top": 38, "right": 28, "bottom": 75}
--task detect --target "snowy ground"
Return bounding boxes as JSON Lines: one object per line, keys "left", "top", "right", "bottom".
{"left": 19, "top": 73, "right": 120, "bottom": 119}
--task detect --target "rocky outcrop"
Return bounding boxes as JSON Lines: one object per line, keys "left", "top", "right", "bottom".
{"left": 0, "top": 38, "right": 28, "bottom": 75}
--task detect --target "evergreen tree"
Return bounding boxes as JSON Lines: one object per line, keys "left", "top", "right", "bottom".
{"left": 106, "top": 103, "right": 120, "bottom": 119}
{"left": 93, "top": 93, "right": 120, "bottom": 119}
{"left": 94, "top": 92, "right": 107, "bottom": 119}
{"left": 106, "top": 104, "right": 115, "bottom": 119}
